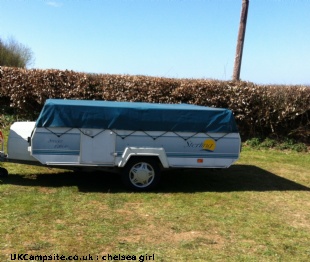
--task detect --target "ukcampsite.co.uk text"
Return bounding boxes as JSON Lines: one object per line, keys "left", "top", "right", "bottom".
{"left": 10, "top": 253, "right": 155, "bottom": 262}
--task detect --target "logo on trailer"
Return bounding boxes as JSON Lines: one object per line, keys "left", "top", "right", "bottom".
{"left": 186, "top": 138, "right": 216, "bottom": 152}
{"left": 202, "top": 139, "right": 216, "bottom": 152}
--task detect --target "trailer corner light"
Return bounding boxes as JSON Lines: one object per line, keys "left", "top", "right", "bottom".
{"left": 197, "top": 159, "right": 203, "bottom": 163}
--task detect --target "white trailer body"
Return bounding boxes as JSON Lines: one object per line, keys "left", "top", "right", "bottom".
{"left": 2, "top": 99, "right": 241, "bottom": 190}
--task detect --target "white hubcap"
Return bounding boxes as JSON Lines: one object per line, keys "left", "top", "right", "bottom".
{"left": 129, "top": 162, "right": 155, "bottom": 188}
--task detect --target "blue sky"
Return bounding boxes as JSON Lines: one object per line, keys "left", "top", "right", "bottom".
{"left": 1, "top": 0, "right": 309, "bottom": 85}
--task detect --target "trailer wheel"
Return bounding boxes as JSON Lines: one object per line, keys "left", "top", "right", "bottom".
{"left": 0, "top": 167, "right": 8, "bottom": 177}
{"left": 122, "top": 158, "right": 161, "bottom": 191}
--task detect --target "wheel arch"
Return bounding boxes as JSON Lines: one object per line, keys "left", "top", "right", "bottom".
{"left": 118, "top": 147, "right": 169, "bottom": 169}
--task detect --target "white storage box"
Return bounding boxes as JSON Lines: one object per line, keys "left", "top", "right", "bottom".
{"left": 8, "top": 121, "right": 37, "bottom": 161}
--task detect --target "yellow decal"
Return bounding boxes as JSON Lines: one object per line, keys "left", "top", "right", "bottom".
{"left": 202, "top": 139, "right": 216, "bottom": 151}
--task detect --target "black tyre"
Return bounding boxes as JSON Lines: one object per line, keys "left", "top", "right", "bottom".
{"left": 121, "top": 158, "right": 161, "bottom": 191}
{"left": 0, "top": 167, "right": 8, "bottom": 177}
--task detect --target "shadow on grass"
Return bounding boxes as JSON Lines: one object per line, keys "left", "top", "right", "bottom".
{"left": 1, "top": 164, "right": 309, "bottom": 193}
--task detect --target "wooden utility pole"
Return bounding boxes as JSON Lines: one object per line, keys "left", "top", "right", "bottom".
{"left": 233, "top": 0, "right": 249, "bottom": 81}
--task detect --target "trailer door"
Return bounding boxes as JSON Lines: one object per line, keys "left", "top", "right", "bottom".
{"left": 80, "top": 130, "right": 116, "bottom": 165}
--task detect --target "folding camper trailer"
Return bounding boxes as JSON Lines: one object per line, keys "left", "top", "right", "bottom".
{"left": 0, "top": 99, "right": 241, "bottom": 190}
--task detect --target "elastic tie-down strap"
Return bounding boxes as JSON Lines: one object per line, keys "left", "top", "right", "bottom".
{"left": 140, "top": 130, "right": 169, "bottom": 140}
{"left": 172, "top": 131, "right": 212, "bottom": 141}
{"left": 44, "top": 127, "right": 74, "bottom": 137}
{"left": 78, "top": 129, "right": 105, "bottom": 138}
{"left": 213, "top": 133, "right": 229, "bottom": 141}
{"left": 112, "top": 130, "right": 136, "bottom": 140}
{"left": 44, "top": 128, "right": 230, "bottom": 142}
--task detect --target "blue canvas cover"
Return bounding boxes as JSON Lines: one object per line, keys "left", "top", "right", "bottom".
{"left": 35, "top": 99, "right": 239, "bottom": 133}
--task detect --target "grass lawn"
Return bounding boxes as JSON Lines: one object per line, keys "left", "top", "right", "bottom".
{"left": 0, "top": 147, "right": 309, "bottom": 261}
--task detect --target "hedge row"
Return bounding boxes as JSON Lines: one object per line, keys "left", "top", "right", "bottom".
{"left": 0, "top": 66, "right": 309, "bottom": 143}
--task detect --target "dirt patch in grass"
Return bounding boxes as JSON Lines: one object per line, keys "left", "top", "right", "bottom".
{"left": 37, "top": 187, "right": 57, "bottom": 194}
{"left": 118, "top": 225, "right": 225, "bottom": 248}
{"left": 116, "top": 202, "right": 225, "bottom": 249}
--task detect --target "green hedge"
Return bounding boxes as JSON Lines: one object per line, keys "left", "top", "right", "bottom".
{"left": 0, "top": 66, "right": 309, "bottom": 143}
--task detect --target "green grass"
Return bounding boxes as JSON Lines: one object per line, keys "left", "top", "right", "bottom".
{"left": 0, "top": 146, "right": 309, "bottom": 261}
